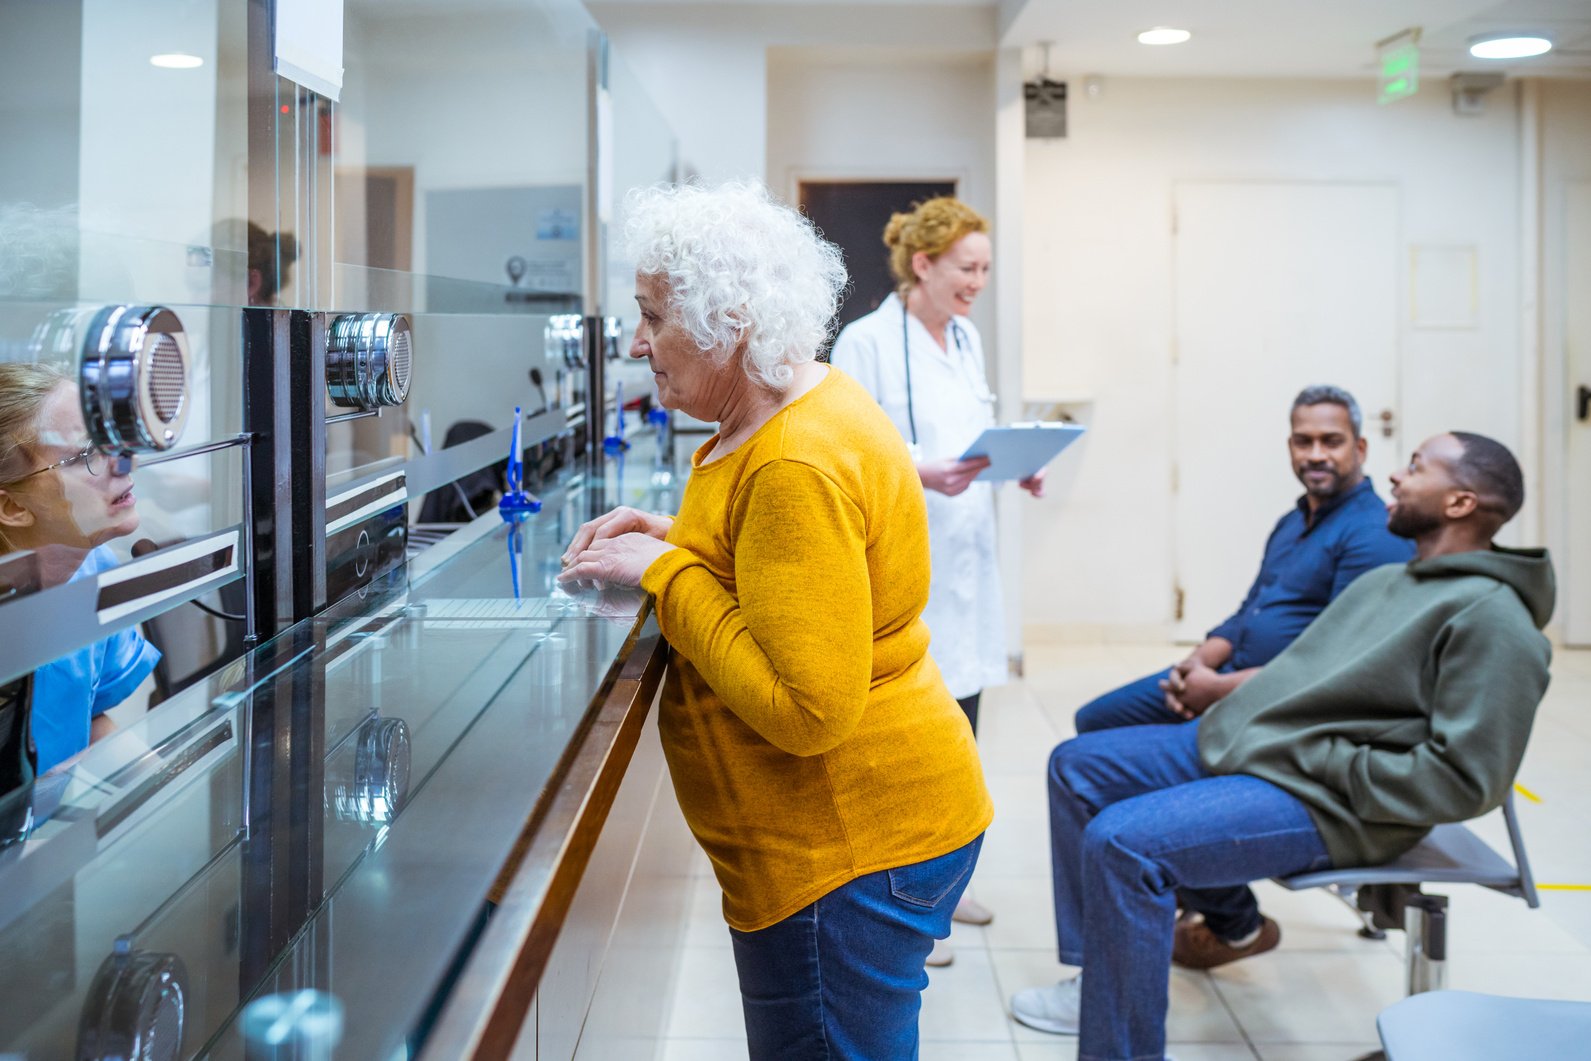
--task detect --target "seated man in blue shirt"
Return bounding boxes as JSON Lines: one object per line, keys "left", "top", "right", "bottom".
{"left": 1076, "top": 385, "right": 1413, "bottom": 732}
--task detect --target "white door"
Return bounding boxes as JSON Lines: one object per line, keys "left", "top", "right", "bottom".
{"left": 1173, "top": 181, "right": 1400, "bottom": 641}
{"left": 1566, "top": 181, "right": 1591, "bottom": 646}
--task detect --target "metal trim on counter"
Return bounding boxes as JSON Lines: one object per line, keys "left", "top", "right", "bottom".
{"left": 403, "top": 406, "right": 569, "bottom": 500}
{"left": 419, "top": 614, "right": 668, "bottom": 1061}
{"left": 0, "top": 526, "right": 246, "bottom": 686}
{"left": 325, "top": 471, "right": 408, "bottom": 536}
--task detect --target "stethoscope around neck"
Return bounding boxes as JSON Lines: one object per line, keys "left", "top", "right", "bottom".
{"left": 900, "top": 298, "right": 984, "bottom": 447}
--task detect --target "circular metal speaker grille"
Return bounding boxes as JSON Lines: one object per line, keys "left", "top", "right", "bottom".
{"left": 386, "top": 326, "right": 412, "bottom": 404}
{"left": 144, "top": 333, "right": 188, "bottom": 423}
{"left": 77, "top": 304, "right": 191, "bottom": 452}
{"left": 76, "top": 942, "right": 188, "bottom": 1061}
{"left": 327, "top": 312, "right": 413, "bottom": 410}
{"left": 328, "top": 716, "right": 411, "bottom": 825}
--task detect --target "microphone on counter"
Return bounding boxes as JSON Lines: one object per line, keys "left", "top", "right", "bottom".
{"left": 132, "top": 539, "right": 246, "bottom": 622}
{"left": 528, "top": 367, "right": 550, "bottom": 415}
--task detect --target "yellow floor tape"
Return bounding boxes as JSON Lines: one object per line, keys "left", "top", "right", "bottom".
{"left": 1535, "top": 884, "right": 1591, "bottom": 891}
{"left": 1514, "top": 783, "right": 1543, "bottom": 803}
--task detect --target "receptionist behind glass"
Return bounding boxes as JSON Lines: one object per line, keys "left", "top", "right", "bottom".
{"left": 0, "top": 361, "right": 159, "bottom": 774}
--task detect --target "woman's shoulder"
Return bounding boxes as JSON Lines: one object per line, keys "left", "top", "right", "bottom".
{"left": 771, "top": 370, "right": 911, "bottom": 465}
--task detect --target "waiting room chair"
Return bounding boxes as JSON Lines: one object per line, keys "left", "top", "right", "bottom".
{"left": 1275, "top": 793, "right": 1537, "bottom": 995}
{"left": 1376, "top": 989, "right": 1591, "bottom": 1061}
{"left": 410, "top": 420, "right": 503, "bottom": 551}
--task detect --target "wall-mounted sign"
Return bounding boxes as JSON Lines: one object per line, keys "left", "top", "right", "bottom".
{"left": 1378, "top": 28, "right": 1421, "bottom": 105}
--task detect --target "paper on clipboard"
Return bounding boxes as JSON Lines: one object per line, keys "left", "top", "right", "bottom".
{"left": 958, "top": 422, "right": 1086, "bottom": 482}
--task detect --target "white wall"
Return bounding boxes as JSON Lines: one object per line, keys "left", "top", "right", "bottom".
{"left": 1020, "top": 76, "right": 1526, "bottom": 638}
{"left": 587, "top": 3, "right": 996, "bottom": 183}
{"left": 765, "top": 49, "right": 997, "bottom": 344}
{"left": 345, "top": 8, "right": 591, "bottom": 284}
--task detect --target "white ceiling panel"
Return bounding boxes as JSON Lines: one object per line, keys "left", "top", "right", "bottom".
{"left": 1002, "top": 0, "right": 1591, "bottom": 78}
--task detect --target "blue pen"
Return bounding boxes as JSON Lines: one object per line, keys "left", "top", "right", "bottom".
{"left": 500, "top": 404, "right": 542, "bottom": 517}
{"left": 604, "top": 382, "right": 630, "bottom": 452}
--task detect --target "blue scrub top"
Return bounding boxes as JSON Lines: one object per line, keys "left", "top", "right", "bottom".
{"left": 1208, "top": 478, "right": 1415, "bottom": 670}
{"left": 30, "top": 545, "right": 161, "bottom": 774}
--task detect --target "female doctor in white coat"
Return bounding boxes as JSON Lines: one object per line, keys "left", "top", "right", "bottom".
{"left": 831, "top": 197, "right": 1042, "bottom": 964}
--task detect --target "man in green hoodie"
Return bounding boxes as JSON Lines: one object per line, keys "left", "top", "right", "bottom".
{"left": 1010, "top": 432, "right": 1554, "bottom": 1061}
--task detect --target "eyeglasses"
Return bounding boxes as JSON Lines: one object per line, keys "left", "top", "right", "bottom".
{"left": 4, "top": 444, "right": 132, "bottom": 486}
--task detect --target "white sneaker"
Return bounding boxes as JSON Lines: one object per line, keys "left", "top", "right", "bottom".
{"left": 953, "top": 894, "right": 994, "bottom": 925}
{"left": 925, "top": 937, "right": 954, "bottom": 967}
{"left": 1009, "top": 974, "right": 1081, "bottom": 1035}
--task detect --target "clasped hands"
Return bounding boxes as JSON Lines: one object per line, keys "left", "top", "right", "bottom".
{"left": 557, "top": 506, "right": 675, "bottom": 588}
{"left": 1159, "top": 657, "right": 1227, "bottom": 720}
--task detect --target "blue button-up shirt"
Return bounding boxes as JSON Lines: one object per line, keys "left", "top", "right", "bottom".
{"left": 1209, "top": 478, "right": 1414, "bottom": 670}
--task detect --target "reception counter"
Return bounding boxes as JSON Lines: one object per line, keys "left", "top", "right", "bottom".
{"left": 0, "top": 444, "right": 687, "bottom": 1060}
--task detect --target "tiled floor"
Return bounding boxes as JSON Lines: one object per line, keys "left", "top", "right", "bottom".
{"left": 646, "top": 641, "right": 1591, "bottom": 1060}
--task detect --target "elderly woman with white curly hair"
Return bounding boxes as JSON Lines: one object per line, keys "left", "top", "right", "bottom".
{"left": 559, "top": 181, "right": 992, "bottom": 1058}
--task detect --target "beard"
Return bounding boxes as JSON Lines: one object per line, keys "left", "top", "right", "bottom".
{"left": 1295, "top": 464, "right": 1344, "bottom": 499}
{"left": 1387, "top": 502, "right": 1441, "bottom": 539}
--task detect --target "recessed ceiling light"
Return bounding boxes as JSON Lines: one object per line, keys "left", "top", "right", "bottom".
{"left": 1468, "top": 35, "right": 1552, "bottom": 59}
{"left": 150, "top": 53, "right": 204, "bottom": 69}
{"left": 1138, "top": 27, "right": 1192, "bottom": 46}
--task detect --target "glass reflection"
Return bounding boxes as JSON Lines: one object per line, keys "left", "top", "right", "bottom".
{"left": 0, "top": 362, "right": 159, "bottom": 773}
{"left": 1, "top": 0, "right": 252, "bottom": 798}
{"left": 326, "top": 0, "right": 596, "bottom": 493}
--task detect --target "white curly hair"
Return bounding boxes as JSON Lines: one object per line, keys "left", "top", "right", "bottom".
{"left": 621, "top": 181, "right": 847, "bottom": 391}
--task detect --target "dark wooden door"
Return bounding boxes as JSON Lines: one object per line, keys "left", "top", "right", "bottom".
{"left": 799, "top": 180, "right": 956, "bottom": 348}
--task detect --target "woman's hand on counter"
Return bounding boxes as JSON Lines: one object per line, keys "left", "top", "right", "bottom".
{"left": 562, "top": 506, "right": 674, "bottom": 566}
{"left": 918, "top": 457, "right": 991, "bottom": 497}
{"left": 558, "top": 532, "right": 675, "bottom": 589}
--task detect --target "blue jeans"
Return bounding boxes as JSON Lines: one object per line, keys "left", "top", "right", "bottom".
{"left": 729, "top": 836, "right": 982, "bottom": 1060}
{"left": 1048, "top": 723, "right": 1331, "bottom": 1061}
{"left": 1076, "top": 667, "right": 1213, "bottom": 732}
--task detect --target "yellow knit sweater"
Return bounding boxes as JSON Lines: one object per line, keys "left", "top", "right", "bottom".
{"left": 640, "top": 368, "right": 993, "bottom": 932}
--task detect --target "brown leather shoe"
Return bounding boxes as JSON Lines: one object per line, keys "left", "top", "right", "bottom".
{"left": 1172, "top": 915, "right": 1281, "bottom": 969}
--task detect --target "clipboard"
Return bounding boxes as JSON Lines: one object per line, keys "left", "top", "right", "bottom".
{"left": 958, "top": 422, "right": 1086, "bottom": 482}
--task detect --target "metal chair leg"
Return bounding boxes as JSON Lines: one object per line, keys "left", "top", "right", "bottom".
{"left": 1325, "top": 883, "right": 1388, "bottom": 941}
{"left": 1404, "top": 893, "right": 1448, "bottom": 995}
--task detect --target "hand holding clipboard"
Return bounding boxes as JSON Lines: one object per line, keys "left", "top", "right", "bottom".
{"left": 958, "top": 422, "right": 1086, "bottom": 482}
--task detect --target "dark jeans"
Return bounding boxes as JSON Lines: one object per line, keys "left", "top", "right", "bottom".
{"left": 1048, "top": 723, "right": 1331, "bottom": 1061}
{"left": 956, "top": 692, "right": 981, "bottom": 735}
{"left": 729, "top": 835, "right": 982, "bottom": 1060}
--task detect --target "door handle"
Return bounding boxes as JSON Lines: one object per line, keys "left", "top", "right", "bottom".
{"left": 1578, "top": 385, "right": 1591, "bottom": 423}
{"left": 1378, "top": 408, "right": 1395, "bottom": 440}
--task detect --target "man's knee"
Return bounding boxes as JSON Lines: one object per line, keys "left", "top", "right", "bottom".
{"left": 1048, "top": 733, "right": 1110, "bottom": 801}
{"left": 1073, "top": 700, "right": 1114, "bottom": 734}
{"left": 1073, "top": 669, "right": 1171, "bottom": 733}
{"left": 1079, "top": 805, "right": 1148, "bottom": 871}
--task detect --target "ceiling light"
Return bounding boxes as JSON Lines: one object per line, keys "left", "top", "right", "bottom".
{"left": 1138, "top": 27, "right": 1192, "bottom": 46}
{"left": 1468, "top": 35, "right": 1552, "bottom": 59}
{"left": 149, "top": 53, "right": 204, "bottom": 69}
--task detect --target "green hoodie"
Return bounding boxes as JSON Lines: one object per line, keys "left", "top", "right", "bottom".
{"left": 1198, "top": 546, "right": 1554, "bottom": 868}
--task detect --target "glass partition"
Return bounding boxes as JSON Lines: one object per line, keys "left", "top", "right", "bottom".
{"left": 322, "top": 0, "right": 598, "bottom": 496}
{"left": 0, "top": 449, "right": 659, "bottom": 1060}
{"left": 1, "top": 1, "right": 256, "bottom": 754}
{"left": 601, "top": 50, "right": 681, "bottom": 422}
{"left": 0, "top": 3, "right": 684, "bottom": 1055}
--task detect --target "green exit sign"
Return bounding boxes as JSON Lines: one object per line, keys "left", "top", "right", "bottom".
{"left": 1378, "top": 31, "right": 1421, "bottom": 104}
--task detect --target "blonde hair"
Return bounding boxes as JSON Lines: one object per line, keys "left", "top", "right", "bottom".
{"left": 0, "top": 361, "right": 71, "bottom": 552}
{"left": 884, "top": 197, "right": 989, "bottom": 294}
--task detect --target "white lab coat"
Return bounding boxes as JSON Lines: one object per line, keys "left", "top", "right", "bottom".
{"left": 830, "top": 293, "right": 1007, "bottom": 699}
